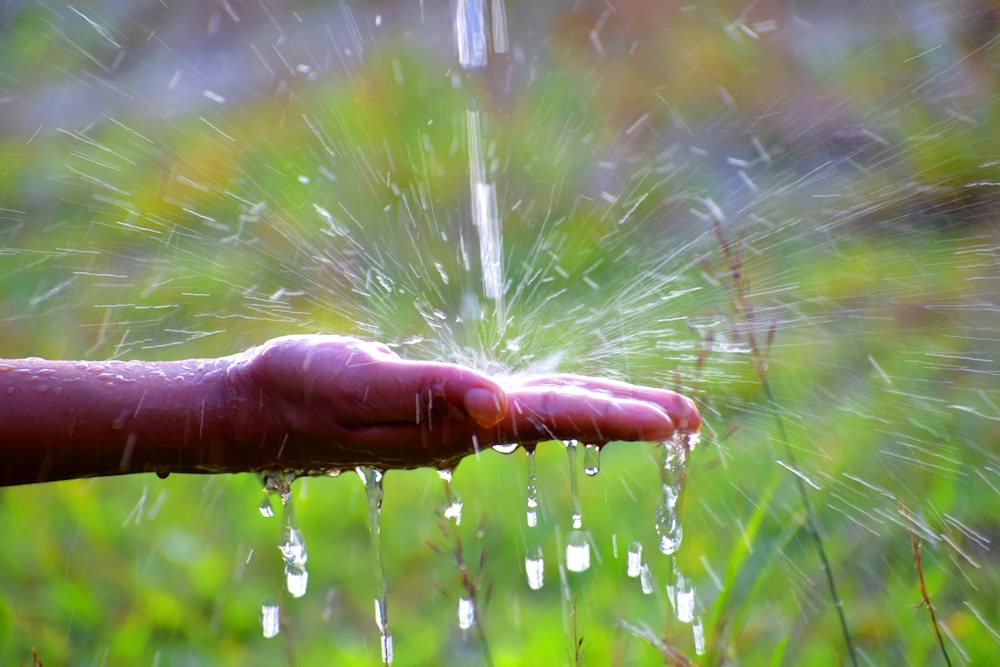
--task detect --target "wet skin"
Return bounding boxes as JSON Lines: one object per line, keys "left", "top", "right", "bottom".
{"left": 0, "top": 335, "right": 700, "bottom": 485}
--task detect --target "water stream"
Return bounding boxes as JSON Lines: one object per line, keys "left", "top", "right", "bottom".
{"left": 357, "top": 466, "right": 393, "bottom": 666}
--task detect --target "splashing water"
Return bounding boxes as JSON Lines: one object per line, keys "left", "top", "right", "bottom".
{"left": 357, "top": 466, "right": 392, "bottom": 666}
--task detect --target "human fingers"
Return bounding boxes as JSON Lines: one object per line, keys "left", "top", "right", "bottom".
{"left": 498, "top": 385, "right": 678, "bottom": 444}
{"left": 509, "top": 375, "right": 700, "bottom": 433}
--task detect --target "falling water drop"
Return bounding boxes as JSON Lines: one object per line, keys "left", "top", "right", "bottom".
{"left": 639, "top": 563, "right": 654, "bottom": 595}
{"left": 525, "top": 544, "right": 545, "bottom": 591}
{"left": 457, "top": 596, "right": 476, "bottom": 630}
{"left": 565, "top": 531, "right": 591, "bottom": 573}
{"left": 279, "top": 518, "right": 309, "bottom": 599}
{"left": 583, "top": 443, "right": 601, "bottom": 476}
{"left": 438, "top": 467, "right": 463, "bottom": 525}
{"left": 358, "top": 466, "right": 393, "bottom": 665}
{"left": 674, "top": 571, "right": 696, "bottom": 624}
{"left": 692, "top": 616, "right": 706, "bottom": 655}
{"left": 626, "top": 541, "right": 643, "bottom": 578}
{"left": 260, "top": 596, "right": 281, "bottom": 639}
{"left": 525, "top": 448, "right": 540, "bottom": 529}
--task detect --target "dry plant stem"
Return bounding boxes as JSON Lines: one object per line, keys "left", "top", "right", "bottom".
{"left": 900, "top": 500, "right": 953, "bottom": 667}
{"left": 441, "top": 513, "right": 493, "bottom": 667}
{"left": 709, "top": 220, "right": 858, "bottom": 667}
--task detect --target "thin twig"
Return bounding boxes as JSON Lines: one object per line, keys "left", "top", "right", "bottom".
{"left": 900, "top": 500, "right": 953, "bottom": 667}
{"left": 708, "top": 218, "right": 858, "bottom": 666}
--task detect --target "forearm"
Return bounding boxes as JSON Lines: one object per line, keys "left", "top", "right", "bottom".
{"left": 0, "top": 355, "right": 270, "bottom": 485}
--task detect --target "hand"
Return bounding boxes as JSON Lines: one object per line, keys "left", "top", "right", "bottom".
{"left": 242, "top": 335, "right": 700, "bottom": 470}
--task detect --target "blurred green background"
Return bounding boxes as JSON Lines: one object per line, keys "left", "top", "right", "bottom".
{"left": 2, "top": 0, "right": 999, "bottom": 664}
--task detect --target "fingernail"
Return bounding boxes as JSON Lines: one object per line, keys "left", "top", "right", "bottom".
{"left": 465, "top": 388, "right": 506, "bottom": 428}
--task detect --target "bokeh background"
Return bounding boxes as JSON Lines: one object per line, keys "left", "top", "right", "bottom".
{"left": 2, "top": 0, "right": 999, "bottom": 664}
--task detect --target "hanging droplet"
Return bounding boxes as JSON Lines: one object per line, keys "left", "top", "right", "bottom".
{"left": 492, "top": 442, "right": 519, "bottom": 455}
{"left": 583, "top": 443, "right": 601, "bottom": 476}
{"left": 258, "top": 493, "right": 275, "bottom": 518}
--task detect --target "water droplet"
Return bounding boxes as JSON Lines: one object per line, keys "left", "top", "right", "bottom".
{"left": 565, "top": 530, "right": 591, "bottom": 573}
{"left": 285, "top": 565, "right": 308, "bottom": 599}
{"left": 583, "top": 443, "right": 601, "bottom": 476}
{"left": 457, "top": 596, "right": 476, "bottom": 630}
{"left": 655, "top": 507, "right": 683, "bottom": 556}
{"left": 155, "top": 468, "right": 170, "bottom": 480}
{"left": 261, "top": 597, "right": 280, "bottom": 638}
{"left": 491, "top": 442, "right": 519, "bottom": 455}
{"left": 110, "top": 408, "right": 130, "bottom": 430}
{"left": 626, "top": 541, "right": 642, "bottom": 578}
{"left": 258, "top": 493, "right": 275, "bottom": 518}
{"left": 525, "top": 545, "right": 544, "bottom": 590}
{"left": 674, "top": 572, "right": 696, "bottom": 623}
{"left": 692, "top": 615, "right": 706, "bottom": 655}
{"left": 639, "top": 564, "right": 654, "bottom": 595}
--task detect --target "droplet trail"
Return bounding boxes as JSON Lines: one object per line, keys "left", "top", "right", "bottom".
{"left": 358, "top": 466, "right": 393, "bottom": 665}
